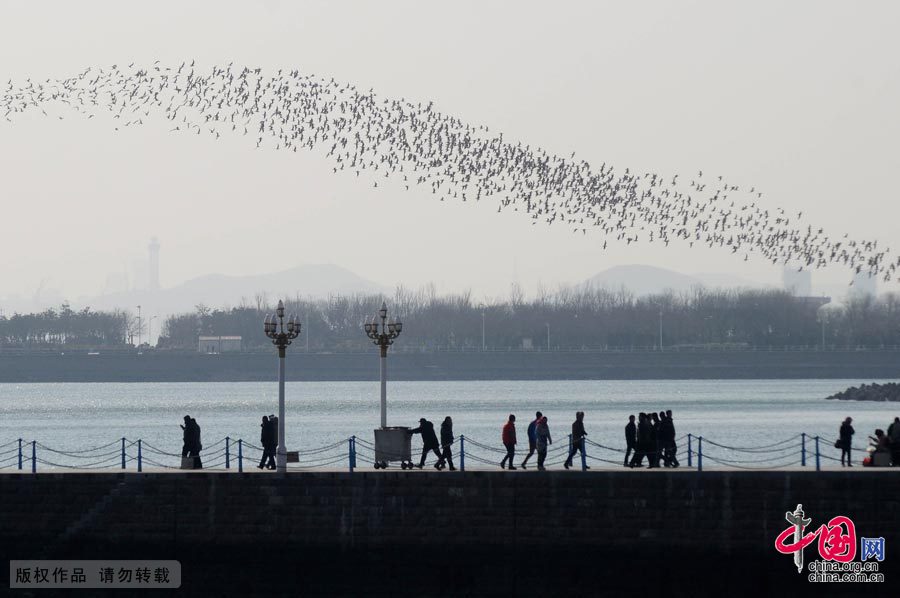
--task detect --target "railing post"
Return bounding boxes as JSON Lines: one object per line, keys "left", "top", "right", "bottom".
{"left": 697, "top": 437, "right": 703, "bottom": 472}
{"left": 121, "top": 437, "right": 126, "bottom": 470}
{"left": 580, "top": 438, "right": 587, "bottom": 471}
{"left": 348, "top": 436, "right": 355, "bottom": 473}
{"left": 351, "top": 436, "right": 357, "bottom": 470}
{"left": 815, "top": 436, "right": 820, "bottom": 472}
{"left": 225, "top": 436, "right": 230, "bottom": 469}
{"left": 459, "top": 435, "right": 465, "bottom": 472}
{"left": 801, "top": 433, "right": 806, "bottom": 467}
{"left": 18, "top": 438, "right": 22, "bottom": 470}
{"left": 31, "top": 441, "right": 36, "bottom": 474}
{"left": 687, "top": 434, "right": 693, "bottom": 468}
{"left": 137, "top": 440, "right": 142, "bottom": 473}
{"left": 238, "top": 439, "right": 243, "bottom": 473}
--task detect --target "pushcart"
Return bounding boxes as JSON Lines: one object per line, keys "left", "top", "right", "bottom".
{"left": 373, "top": 426, "right": 415, "bottom": 469}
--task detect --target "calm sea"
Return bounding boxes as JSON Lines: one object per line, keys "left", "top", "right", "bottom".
{"left": 0, "top": 380, "right": 897, "bottom": 470}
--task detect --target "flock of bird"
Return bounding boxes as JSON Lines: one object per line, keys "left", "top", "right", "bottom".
{"left": 2, "top": 61, "right": 896, "bottom": 284}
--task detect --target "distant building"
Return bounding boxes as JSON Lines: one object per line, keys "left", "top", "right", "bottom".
{"left": 782, "top": 266, "right": 812, "bottom": 297}
{"left": 198, "top": 336, "right": 242, "bottom": 353}
{"left": 850, "top": 271, "right": 877, "bottom": 298}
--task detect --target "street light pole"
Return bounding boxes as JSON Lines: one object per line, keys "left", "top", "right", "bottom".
{"left": 264, "top": 300, "right": 301, "bottom": 473}
{"left": 365, "top": 302, "right": 402, "bottom": 429}
{"left": 659, "top": 310, "right": 663, "bottom": 351}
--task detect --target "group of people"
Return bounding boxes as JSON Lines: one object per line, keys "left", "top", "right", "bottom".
{"left": 839, "top": 416, "right": 900, "bottom": 467}
{"left": 180, "top": 415, "right": 203, "bottom": 467}
{"left": 408, "top": 417, "right": 456, "bottom": 470}
{"left": 625, "top": 411, "right": 679, "bottom": 469}
{"left": 502, "top": 412, "right": 555, "bottom": 471}
{"left": 258, "top": 415, "right": 279, "bottom": 470}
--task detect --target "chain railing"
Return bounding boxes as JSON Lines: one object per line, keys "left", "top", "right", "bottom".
{"left": 0, "top": 430, "right": 888, "bottom": 473}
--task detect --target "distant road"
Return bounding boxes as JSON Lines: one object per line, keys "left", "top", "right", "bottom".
{"left": 1, "top": 350, "right": 899, "bottom": 382}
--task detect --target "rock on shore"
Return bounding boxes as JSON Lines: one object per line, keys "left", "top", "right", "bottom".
{"left": 825, "top": 382, "right": 900, "bottom": 401}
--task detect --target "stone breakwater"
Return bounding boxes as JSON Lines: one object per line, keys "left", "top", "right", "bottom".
{"left": 825, "top": 382, "right": 900, "bottom": 402}
{"left": 0, "top": 471, "right": 897, "bottom": 597}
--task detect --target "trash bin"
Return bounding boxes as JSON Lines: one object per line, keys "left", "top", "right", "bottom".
{"left": 373, "top": 426, "right": 413, "bottom": 469}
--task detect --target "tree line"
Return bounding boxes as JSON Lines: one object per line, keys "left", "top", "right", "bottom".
{"left": 2, "top": 287, "right": 899, "bottom": 351}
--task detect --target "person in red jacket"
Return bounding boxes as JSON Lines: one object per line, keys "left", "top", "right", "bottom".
{"left": 500, "top": 414, "right": 517, "bottom": 470}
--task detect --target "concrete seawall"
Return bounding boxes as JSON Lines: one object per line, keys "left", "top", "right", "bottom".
{"left": 3, "top": 349, "right": 900, "bottom": 382}
{"left": 1, "top": 471, "right": 897, "bottom": 596}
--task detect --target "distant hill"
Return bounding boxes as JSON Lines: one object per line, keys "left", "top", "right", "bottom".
{"left": 584, "top": 264, "right": 765, "bottom": 296}
{"left": 79, "top": 264, "right": 388, "bottom": 316}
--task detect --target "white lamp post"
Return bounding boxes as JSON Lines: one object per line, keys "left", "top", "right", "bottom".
{"left": 263, "top": 300, "right": 301, "bottom": 472}
{"left": 364, "top": 301, "right": 402, "bottom": 429}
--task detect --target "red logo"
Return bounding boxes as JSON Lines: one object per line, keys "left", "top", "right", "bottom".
{"left": 775, "top": 504, "right": 857, "bottom": 572}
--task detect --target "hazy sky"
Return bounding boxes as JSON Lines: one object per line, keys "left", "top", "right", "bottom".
{"left": 1, "top": 1, "right": 898, "bottom": 306}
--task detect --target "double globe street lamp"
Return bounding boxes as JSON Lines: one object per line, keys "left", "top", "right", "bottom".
{"left": 364, "top": 302, "right": 402, "bottom": 429}
{"left": 264, "top": 300, "right": 301, "bottom": 472}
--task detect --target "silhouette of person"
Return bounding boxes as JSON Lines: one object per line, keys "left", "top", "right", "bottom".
{"left": 536, "top": 416, "right": 552, "bottom": 470}
{"left": 409, "top": 418, "right": 442, "bottom": 469}
{"left": 180, "top": 415, "right": 192, "bottom": 458}
{"left": 839, "top": 417, "right": 854, "bottom": 467}
{"left": 189, "top": 417, "right": 202, "bottom": 468}
{"left": 888, "top": 417, "right": 900, "bottom": 467}
{"left": 648, "top": 412, "right": 660, "bottom": 468}
{"left": 258, "top": 416, "right": 276, "bottom": 470}
{"left": 520, "top": 411, "right": 542, "bottom": 469}
{"left": 500, "top": 414, "right": 517, "bottom": 470}
{"left": 629, "top": 413, "right": 650, "bottom": 468}
{"left": 664, "top": 410, "right": 679, "bottom": 468}
{"left": 564, "top": 411, "right": 589, "bottom": 470}
{"left": 437, "top": 416, "right": 456, "bottom": 471}
{"left": 624, "top": 415, "right": 636, "bottom": 467}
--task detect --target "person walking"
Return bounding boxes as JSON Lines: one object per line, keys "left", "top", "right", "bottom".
{"left": 629, "top": 413, "right": 650, "bottom": 468}
{"left": 839, "top": 417, "right": 855, "bottom": 467}
{"left": 180, "top": 415, "right": 193, "bottom": 458}
{"left": 409, "top": 418, "right": 442, "bottom": 469}
{"left": 520, "top": 411, "right": 542, "bottom": 469}
{"left": 188, "top": 416, "right": 202, "bottom": 469}
{"left": 624, "top": 415, "right": 636, "bottom": 467}
{"left": 437, "top": 416, "right": 456, "bottom": 471}
{"left": 664, "top": 410, "right": 679, "bottom": 468}
{"left": 648, "top": 412, "right": 660, "bottom": 468}
{"left": 500, "top": 414, "right": 517, "bottom": 470}
{"left": 536, "top": 416, "right": 552, "bottom": 471}
{"left": 564, "top": 411, "right": 589, "bottom": 470}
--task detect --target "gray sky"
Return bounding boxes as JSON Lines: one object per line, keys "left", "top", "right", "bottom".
{"left": 1, "top": 0, "right": 898, "bottom": 307}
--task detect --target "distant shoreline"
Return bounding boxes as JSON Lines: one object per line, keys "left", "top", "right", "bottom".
{"left": 1, "top": 350, "right": 900, "bottom": 383}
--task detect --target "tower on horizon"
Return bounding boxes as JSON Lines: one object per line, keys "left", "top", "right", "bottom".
{"left": 148, "top": 237, "right": 160, "bottom": 291}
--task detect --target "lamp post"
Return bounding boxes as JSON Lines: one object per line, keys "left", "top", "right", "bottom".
{"left": 364, "top": 301, "right": 402, "bottom": 429}
{"left": 264, "top": 300, "right": 301, "bottom": 473}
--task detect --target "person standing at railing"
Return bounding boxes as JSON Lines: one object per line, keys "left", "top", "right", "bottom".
{"left": 500, "top": 414, "right": 517, "bottom": 470}
{"left": 838, "top": 417, "right": 854, "bottom": 467}
{"left": 564, "top": 411, "right": 589, "bottom": 470}
{"left": 536, "top": 416, "right": 552, "bottom": 471}
{"left": 437, "top": 416, "right": 456, "bottom": 471}
{"left": 624, "top": 415, "right": 636, "bottom": 467}
{"left": 180, "top": 415, "right": 193, "bottom": 458}
{"left": 409, "top": 418, "right": 442, "bottom": 470}
{"left": 520, "top": 411, "right": 542, "bottom": 469}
